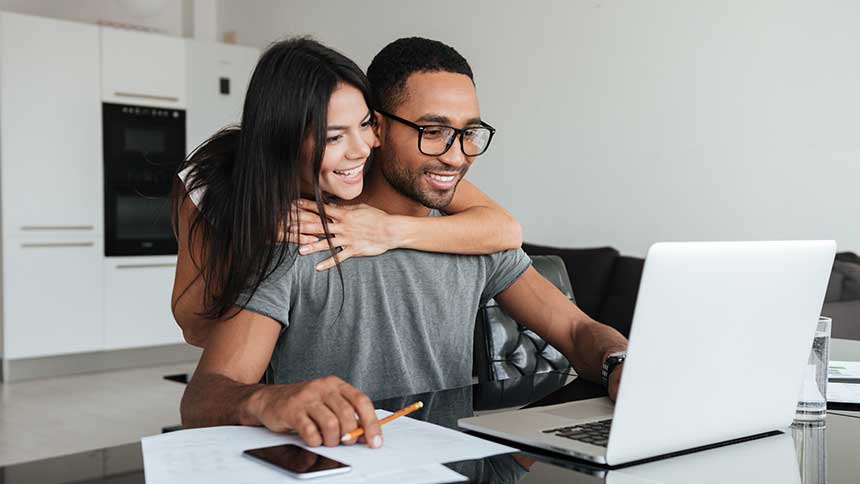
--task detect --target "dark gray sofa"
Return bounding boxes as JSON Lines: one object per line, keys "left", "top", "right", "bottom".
{"left": 521, "top": 245, "right": 860, "bottom": 343}
{"left": 823, "top": 253, "right": 860, "bottom": 340}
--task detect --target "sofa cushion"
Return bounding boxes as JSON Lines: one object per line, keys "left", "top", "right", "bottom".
{"left": 522, "top": 243, "right": 619, "bottom": 319}
{"left": 825, "top": 271, "right": 844, "bottom": 303}
{"left": 834, "top": 260, "right": 860, "bottom": 301}
{"left": 823, "top": 300, "right": 860, "bottom": 340}
{"left": 836, "top": 252, "right": 860, "bottom": 265}
{"left": 597, "top": 255, "right": 644, "bottom": 338}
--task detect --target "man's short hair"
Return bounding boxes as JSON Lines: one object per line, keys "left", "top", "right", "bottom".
{"left": 367, "top": 37, "right": 474, "bottom": 113}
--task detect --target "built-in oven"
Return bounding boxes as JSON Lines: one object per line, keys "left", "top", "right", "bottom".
{"left": 103, "top": 103, "right": 185, "bottom": 256}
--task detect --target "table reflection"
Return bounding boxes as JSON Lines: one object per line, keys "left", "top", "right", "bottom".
{"left": 1, "top": 373, "right": 853, "bottom": 484}
{"left": 601, "top": 434, "right": 800, "bottom": 484}
{"left": 373, "top": 385, "right": 532, "bottom": 483}
{"left": 370, "top": 379, "right": 841, "bottom": 484}
{"left": 791, "top": 420, "right": 827, "bottom": 484}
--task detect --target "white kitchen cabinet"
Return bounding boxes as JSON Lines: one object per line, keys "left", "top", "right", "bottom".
{"left": 101, "top": 27, "right": 187, "bottom": 108}
{"left": 186, "top": 40, "right": 259, "bottom": 154}
{"left": 103, "top": 256, "right": 183, "bottom": 350}
{"left": 0, "top": 12, "right": 102, "bottom": 238}
{"left": 0, "top": 12, "right": 247, "bottom": 369}
{"left": 3, "top": 236, "right": 104, "bottom": 359}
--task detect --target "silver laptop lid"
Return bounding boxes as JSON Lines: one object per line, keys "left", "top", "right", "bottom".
{"left": 606, "top": 241, "right": 835, "bottom": 465}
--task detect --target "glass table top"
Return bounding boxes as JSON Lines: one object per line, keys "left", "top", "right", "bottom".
{"left": 2, "top": 373, "right": 858, "bottom": 483}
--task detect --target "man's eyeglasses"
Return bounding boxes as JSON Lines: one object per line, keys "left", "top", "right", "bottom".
{"left": 377, "top": 110, "right": 496, "bottom": 157}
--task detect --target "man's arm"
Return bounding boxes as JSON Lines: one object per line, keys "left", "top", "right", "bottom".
{"left": 494, "top": 267, "right": 628, "bottom": 399}
{"left": 181, "top": 308, "right": 383, "bottom": 448}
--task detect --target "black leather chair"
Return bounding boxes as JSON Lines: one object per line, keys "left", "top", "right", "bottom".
{"left": 474, "top": 255, "right": 573, "bottom": 382}
{"left": 472, "top": 255, "right": 574, "bottom": 409}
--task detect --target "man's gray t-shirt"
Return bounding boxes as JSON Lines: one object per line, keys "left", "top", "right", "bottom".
{"left": 241, "top": 236, "right": 531, "bottom": 400}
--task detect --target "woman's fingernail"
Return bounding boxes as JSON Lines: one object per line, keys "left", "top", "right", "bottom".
{"left": 372, "top": 435, "right": 382, "bottom": 448}
{"left": 299, "top": 247, "right": 308, "bottom": 254}
{"left": 315, "top": 264, "right": 324, "bottom": 271}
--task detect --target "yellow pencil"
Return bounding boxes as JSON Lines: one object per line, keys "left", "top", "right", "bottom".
{"left": 341, "top": 401, "right": 424, "bottom": 443}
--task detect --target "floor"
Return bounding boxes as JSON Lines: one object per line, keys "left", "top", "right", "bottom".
{"left": 0, "top": 362, "right": 195, "bottom": 467}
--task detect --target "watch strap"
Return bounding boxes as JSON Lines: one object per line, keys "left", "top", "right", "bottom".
{"left": 601, "top": 351, "right": 627, "bottom": 388}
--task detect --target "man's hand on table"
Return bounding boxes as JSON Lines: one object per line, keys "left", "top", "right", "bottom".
{"left": 248, "top": 375, "right": 383, "bottom": 449}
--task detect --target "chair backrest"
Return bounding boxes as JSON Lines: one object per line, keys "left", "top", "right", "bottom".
{"left": 473, "top": 255, "right": 573, "bottom": 382}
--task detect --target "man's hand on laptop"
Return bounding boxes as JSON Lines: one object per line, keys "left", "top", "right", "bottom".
{"left": 608, "top": 363, "right": 624, "bottom": 401}
{"left": 249, "top": 375, "right": 383, "bottom": 449}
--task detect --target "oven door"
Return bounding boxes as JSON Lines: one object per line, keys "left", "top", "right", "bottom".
{"left": 103, "top": 103, "right": 185, "bottom": 256}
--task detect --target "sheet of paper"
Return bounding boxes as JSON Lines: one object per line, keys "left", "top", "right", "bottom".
{"left": 142, "top": 425, "right": 465, "bottom": 484}
{"left": 142, "top": 409, "right": 515, "bottom": 484}
{"left": 311, "top": 409, "right": 518, "bottom": 468}
{"left": 828, "top": 360, "right": 860, "bottom": 380}
{"left": 827, "top": 382, "right": 860, "bottom": 404}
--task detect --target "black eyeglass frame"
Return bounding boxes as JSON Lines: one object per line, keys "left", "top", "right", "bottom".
{"left": 377, "top": 110, "right": 496, "bottom": 157}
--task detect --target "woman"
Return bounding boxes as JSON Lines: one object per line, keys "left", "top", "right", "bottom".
{"left": 172, "top": 37, "right": 521, "bottom": 347}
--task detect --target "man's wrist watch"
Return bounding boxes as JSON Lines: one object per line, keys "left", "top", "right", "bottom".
{"left": 601, "top": 351, "right": 627, "bottom": 388}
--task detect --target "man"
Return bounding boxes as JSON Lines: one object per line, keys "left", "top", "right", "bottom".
{"left": 180, "top": 37, "right": 628, "bottom": 451}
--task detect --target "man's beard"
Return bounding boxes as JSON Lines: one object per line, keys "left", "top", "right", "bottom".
{"left": 378, "top": 145, "right": 468, "bottom": 210}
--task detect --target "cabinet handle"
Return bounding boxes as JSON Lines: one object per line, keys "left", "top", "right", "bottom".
{"left": 114, "top": 91, "right": 179, "bottom": 103}
{"left": 21, "top": 242, "right": 95, "bottom": 248}
{"left": 21, "top": 225, "right": 94, "bottom": 231}
{"left": 115, "top": 263, "right": 177, "bottom": 269}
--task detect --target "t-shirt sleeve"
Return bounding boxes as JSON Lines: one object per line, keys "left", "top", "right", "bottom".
{"left": 177, "top": 165, "right": 205, "bottom": 207}
{"left": 237, "top": 254, "right": 294, "bottom": 328}
{"left": 480, "top": 248, "right": 532, "bottom": 306}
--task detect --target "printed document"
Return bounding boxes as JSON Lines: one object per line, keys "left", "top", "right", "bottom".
{"left": 142, "top": 409, "right": 517, "bottom": 483}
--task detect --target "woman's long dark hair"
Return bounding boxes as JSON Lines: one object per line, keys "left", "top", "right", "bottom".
{"left": 171, "top": 37, "right": 372, "bottom": 320}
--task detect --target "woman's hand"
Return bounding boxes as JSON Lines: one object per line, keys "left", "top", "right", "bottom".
{"left": 288, "top": 199, "right": 401, "bottom": 271}
{"left": 279, "top": 201, "right": 322, "bottom": 245}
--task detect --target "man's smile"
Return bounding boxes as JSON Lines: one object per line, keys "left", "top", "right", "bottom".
{"left": 424, "top": 170, "right": 460, "bottom": 190}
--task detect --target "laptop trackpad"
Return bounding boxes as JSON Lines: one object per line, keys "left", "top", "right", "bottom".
{"left": 539, "top": 398, "right": 615, "bottom": 420}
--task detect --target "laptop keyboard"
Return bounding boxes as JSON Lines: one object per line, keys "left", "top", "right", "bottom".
{"left": 542, "top": 419, "right": 613, "bottom": 447}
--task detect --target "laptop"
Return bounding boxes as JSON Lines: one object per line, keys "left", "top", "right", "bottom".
{"left": 459, "top": 240, "right": 836, "bottom": 466}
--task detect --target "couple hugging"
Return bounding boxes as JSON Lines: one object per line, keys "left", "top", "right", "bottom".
{"left": 172, "top": 36, "right": 627, "bottom": 450}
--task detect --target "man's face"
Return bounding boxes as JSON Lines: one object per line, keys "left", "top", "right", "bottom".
{"left": 376, "top": 71, "right": 481, "bottom": 210}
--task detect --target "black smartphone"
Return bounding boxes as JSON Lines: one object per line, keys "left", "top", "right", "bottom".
{"left": 243, "top": 443, "right": 352, "bottom": 479}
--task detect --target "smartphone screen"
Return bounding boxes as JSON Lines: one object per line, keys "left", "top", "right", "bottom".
{"left": 244, "top": 443, "right": 351, "bottom": 479}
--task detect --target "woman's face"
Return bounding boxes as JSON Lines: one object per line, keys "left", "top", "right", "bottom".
{"left": 302, "top": 82, "right": 378, "bottom": 200}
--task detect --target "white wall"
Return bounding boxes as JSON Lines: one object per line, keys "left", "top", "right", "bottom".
{"left": 0, "top": 0, "right": 184, "bottom": 35}
{"left": 219, "top": 0, "right": 860, "bottom": 256}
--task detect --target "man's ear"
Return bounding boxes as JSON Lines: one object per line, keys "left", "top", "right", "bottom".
{"left": 372, "top": 111, "right": 385, "bottom": 142}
